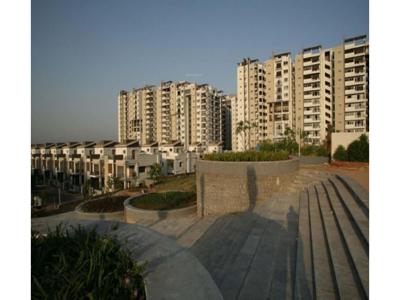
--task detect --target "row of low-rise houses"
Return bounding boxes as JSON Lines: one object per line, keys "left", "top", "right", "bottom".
{"left": 31, "top": 140, "right": 222, "bottom": 194}
{"left": 117, "top": 35, "right": 368, "bottom": 152}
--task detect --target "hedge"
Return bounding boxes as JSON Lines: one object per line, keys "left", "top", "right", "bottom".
{"left": 203, "top": 150, "right": 289, "bottom": 161}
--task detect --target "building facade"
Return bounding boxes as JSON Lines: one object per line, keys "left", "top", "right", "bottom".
{"left": 231, "top": 35, "right": 368, "bottom": 151}
{"left": 333, "top": 35, "right": 369, "bottom": 133}
{"left": 233, "top": 58, "right": 267, "bottom": 151}
{"left": 119, "top": 81, "right": 229, "bottom": 150}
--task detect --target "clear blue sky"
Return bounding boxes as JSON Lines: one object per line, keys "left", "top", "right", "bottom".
{"left": 32, "top": 0, "right": 368, "bottom": 143}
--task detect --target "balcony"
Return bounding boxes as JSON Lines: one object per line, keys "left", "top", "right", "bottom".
{"left": 304, "top": 77, "right": 320, "bottom": 84}
{"left": 303, "top": 68, "right": 320, "bottom": 76}
{"left": 345, "top": 105, "right": 366, "bottom": 112}
{"left": 345, "top": 87, "right": 365, "bottom": 95}
{"left": 345, "top": 79, "right": 365, "bottom": 87}
{"left": 344, "top": 60, "right": 365, "bottom": 69}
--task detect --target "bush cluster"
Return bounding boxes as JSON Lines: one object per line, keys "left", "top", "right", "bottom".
{"left": 333, "top": 134, "right": 369, "bottom": 162}
{"left": 300, "top": 145, "right": 329, "bottom": 157}
{"left": 131, "top": 191, "right": 196, "bottom": 210}
{"left": 203, "top": 150, "right": 289, "bottom": 162}
{"left": 32, "top": 225, "right": 146, "bottom": 299}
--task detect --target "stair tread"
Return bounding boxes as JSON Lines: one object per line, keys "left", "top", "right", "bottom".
{"left": 323, "top": 181, "right": 369, "bottom": 298}
{"left": 294, "top": 191, "right": 314, "bottom": 300}
{"left": 308, "top": 186, "right": 337, "bottom": 299}
{"left": 329, "top": 177, "right": 369, "bottom": 245}
{"left": 315, "top": 183, "right": 363, "bottom": 299}
{"left": 336, "top": 175, "right": 369, "bottom": 211}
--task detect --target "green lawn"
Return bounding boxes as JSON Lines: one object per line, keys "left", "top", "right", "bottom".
{"left": 152, "top": 174, "right": 196, "bottom": 193}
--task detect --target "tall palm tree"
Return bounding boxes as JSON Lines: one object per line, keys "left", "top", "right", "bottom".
{"left": 236, "top": 120, "right": 256, "bottom": 151}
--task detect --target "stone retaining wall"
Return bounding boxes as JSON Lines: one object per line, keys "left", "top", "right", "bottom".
{"left": 124, "top": 195, "right": 197, "bottom": 223}
{"left": 196, "top": 158, "right": 299, "bottom": 216}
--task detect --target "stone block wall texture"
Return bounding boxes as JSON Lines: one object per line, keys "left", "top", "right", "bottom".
{"left": 196, "top": 158, "right": 299, "bottom": 216}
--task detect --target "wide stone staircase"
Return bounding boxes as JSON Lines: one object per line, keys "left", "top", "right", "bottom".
{"left": 295, "top": 175, "right": 369, "bottom": 300}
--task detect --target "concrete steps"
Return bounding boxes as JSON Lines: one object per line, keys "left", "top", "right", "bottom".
{"left": 294, "top": 176, "right": 369, "bottom": 299}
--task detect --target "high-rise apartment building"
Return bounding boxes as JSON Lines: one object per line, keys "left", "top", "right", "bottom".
{"left": 118, "top": 81, "right": 228, "bottom": 149}
{"left": 333, "top": 35, "right": 369, "bottom": 133}
{"left": 117, "top": 86, "right": 157, "bottom": 144}
{"left": 265, "top": 52, "right": 294, "bottom": 141}
{"left": 233, "top": 58, "right": 267, "bottom": 151}
{"left": 294, "top": 46, "right": 334, "bottom": 144}
{"left": 222, "top": 95, "right": 234, "bottom": 150}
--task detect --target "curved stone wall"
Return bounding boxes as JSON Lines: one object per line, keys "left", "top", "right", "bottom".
{"left": 124, "top": 195, "right": 197, "bottom": 223}
{"left": 196, "top": 158, "right": 299, "bottom": 216}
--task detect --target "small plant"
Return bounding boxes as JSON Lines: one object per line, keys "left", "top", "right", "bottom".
{"left": 333, "top": 145, "right": 348, "bottom": 161}
{"left": 148, "top": 163, "right": 162, "bottom": 183}
{"left": 31, "top": 224, "right": 146, "bottom": 299}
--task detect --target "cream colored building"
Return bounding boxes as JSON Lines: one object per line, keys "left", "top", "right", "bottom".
{"left": 119, "top": 81, "right": 226, "bottom": 149}
{"left": 265, "top": 52, "right": 294, "bottom": 141}
{"left": 233, "top": 58, "right": 267, "bottom": 151}
{"left": 294, "top": 46, "right": 334, "bottom": 144}
{"left": 333, "top": 35, "right": 369, "bottom": 133}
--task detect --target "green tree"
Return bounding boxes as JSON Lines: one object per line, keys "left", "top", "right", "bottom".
{"left": 333, "top": 145, "right": 347, "bottom": 161}
{"left": 347, "top": 134, "right": 369, "bottom": 162}
{"left": 148, "top": 163, "right": 162, "bottom": 183}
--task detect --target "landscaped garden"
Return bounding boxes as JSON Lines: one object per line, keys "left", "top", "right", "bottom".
{"left": 32, "top": 225, "right": 146, "bottom": 299}
{"left": 79, "top": 195, "right": 129, "bottom": 213}
{"left": 129, "top": 191, "right": 196, "bottom": 210}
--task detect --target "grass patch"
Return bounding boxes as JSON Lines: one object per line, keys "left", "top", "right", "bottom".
{"left": 80, "top": 196, "right": 128, "bottom": 213}
{"left": 32, "top": 225, "right": 146, "bottom": 299}
{"left": 152, "top": 174, "right": 196, "bottom": 193}
{"left": 203, "top": 150, "right": 289, "bottom": 161}
{"left": 130, "top": 191, "right": 196, "bottom": 210}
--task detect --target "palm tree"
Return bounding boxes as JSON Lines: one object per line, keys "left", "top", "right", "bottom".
{"left": 236, "top": 121, "right": 256, "bottom": 151}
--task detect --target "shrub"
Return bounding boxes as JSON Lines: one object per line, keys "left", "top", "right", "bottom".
{"left": 148, "top": 163, "right": 162, "bottom": 182}
{"left": 347, "top": 134, "right": 369, "bottom": 162}
{"left": 259, "top": 138, "right": 298, "bottom": 155}
{"left": 203, "top": 150, "right": 289, "bottom": 161}
{"left": 333, "top": 145, "right": 348, "bottom": 161}
{"left": 31, "top": 225, "right": 146, "bottom": 299}
{"left": 131, "top": 191, "right": 196, "bottom": 210}
{"left": 301, "top": 145, "right": 329, "bottom": 157}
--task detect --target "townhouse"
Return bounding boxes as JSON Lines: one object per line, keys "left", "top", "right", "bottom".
{"left": 31, "top": 139, "right": 204, "bottom": 194}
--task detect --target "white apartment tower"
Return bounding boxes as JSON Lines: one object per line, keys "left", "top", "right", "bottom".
{"left": 265, "top": 52, "right": 294, "bottom": 140}
{"left": 294, "top": 46, "right": 334, "bottom": 144}
{"left": 119, "top": 81, "right": 226, "bottom": 149}
{"left": 333, "top": 35, "right": 369, "bottom": 133}
{"left": 233, "top": 58, "right": 267, "bottom": 151}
